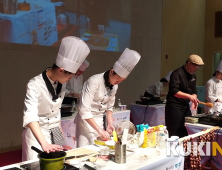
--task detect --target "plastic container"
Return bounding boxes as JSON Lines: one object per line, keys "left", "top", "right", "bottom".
{"left": 163, "top": 126, "right": 169, "bottom": 139}
{"left": 99, "top": 146, "right": 109, "bottom": 155}
{"left": 170, "top": 136, "right": 179, "bottom": 148}
{"left": 117, "top": 99, "right": 121, "bottom": 110}
{"left": 170, "top": 136, "right": 179, "bottom": 142}
{"left": 167, "top": 138, "right": 175, "bottom": 148}
{"left": 122, "top": 105, "right": 127, "bottom": 110}
{"left": 146, "top": 127, "right": 156, "bottom": 148}
{"left": 136, "top": 124, "right": 144, "bottom": 147}
{"left": 156, "top": 127, "right": 166, "bottom": 150}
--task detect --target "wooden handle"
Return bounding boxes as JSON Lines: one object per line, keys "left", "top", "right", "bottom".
{"left": 199, "top": 101, "right": 205, "bottom": 105}
{"left": 199, "top": 101, "right": 213, "bottom": 108}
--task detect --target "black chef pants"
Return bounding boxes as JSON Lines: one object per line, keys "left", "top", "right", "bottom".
{"left": 165, "top": 102, "right": 191, "bottom": 138}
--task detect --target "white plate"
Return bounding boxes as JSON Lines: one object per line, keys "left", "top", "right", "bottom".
{"left": 105, "top": 140, "right": 115, "bottom": 146}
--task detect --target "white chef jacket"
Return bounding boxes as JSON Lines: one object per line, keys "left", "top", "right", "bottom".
{"left": 22, "top": 73, "right": 66, "bottom": 161}
{"left": 146, "top": 82, "right": 163, "bottom": 96}
{"left": 75, "top": 72, "right": 118, "bottom": 147}
{"left": 204, "top": 76, "right": 222, "bottom": 113}
{"left": 66, "top": 74, "right": 83, "bottom": 94}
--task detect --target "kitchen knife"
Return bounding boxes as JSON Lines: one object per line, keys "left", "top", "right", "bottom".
{"left": 65, "top": 153, "right": 96, "bottom": 160}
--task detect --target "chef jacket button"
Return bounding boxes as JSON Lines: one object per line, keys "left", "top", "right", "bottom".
{"left": 55, "top": 117, "right": 57, "bottom": 118}
{"left": 48, "top": 119, "right": 49, "bottom": 120}
{"left": 52, "top": 110, "right": 54, "bottom": 112}
{"left": 99, "top": 109, "right": 100, "bottom": 111}
{"left": 105, "top": 95, "right": 106, "bottom": 96}
{"left": 101, "top": 103, "right": 102, "bottom": 104}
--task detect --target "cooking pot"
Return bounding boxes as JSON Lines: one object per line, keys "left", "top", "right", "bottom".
{"left": 18, "top": 1, "right": 30, "bottom": 11}
{"left": 61, "top": 104, "right": 72, "bottom": 112}
{"left": 140, "top": 96, "right": 151, "bottom": 102}
{"left": 140, "top": 96, "right": 160, "bottom": 102}
{"left": 31, "top": 146, "right": 68, "bottom": 170}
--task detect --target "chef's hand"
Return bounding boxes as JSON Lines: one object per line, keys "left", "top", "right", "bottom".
{"left": 189, "top": 94, "right": 199, "bottom": 109}
{"left": 41, "top": 143, "right": 63, "bottom": 153}
{"left": 106, "top": 124, "right": 115, "bottom": 135}
{"left": 98, "top": 129, "right": 110, "bottom": 140}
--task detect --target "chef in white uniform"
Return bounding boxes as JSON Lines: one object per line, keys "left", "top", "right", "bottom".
{"left": 205, "top": 60, "right": 222, "bottom": 113}
{"left": 144, "top": 71, "right": 172, "bottom": 97}
{"left": 75, "top": 48, "right": 141, "bottom": 147}
{"left": 22, "top": 36, "right": 90, "bottom": 161}
{"left": 66, "top": 60, "right": 89, "bottom": 98}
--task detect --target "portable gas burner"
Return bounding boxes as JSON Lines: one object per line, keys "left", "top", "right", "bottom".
{"left": 20, "top": 161, "right": 79, "bottom": 170}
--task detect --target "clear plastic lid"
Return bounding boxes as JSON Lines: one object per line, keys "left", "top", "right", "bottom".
{"left": 159, "top": 127, "right": 164, "bottom": 131}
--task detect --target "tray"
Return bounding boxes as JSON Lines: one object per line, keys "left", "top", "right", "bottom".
{"left": 66, "top": 148, "right": 99, "bottom": 162}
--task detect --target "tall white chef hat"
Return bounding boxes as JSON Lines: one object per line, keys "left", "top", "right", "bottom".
{"left": 113, "top": 48, "right": 141, "bottom": 78}
{"left": 164, "top": 71, "right": 173, "bottom": 82}
{"left": 79, "top": 60, "right": 89, "bottom": 71}
{"left": 56, "top": 36, "right": 90, "bottom": 73}
{"left": 216, "top": 60, "right": 222, "bottom": 73}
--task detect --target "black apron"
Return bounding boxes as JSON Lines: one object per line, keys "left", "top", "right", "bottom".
{"left": 165, "top": 102, "right": 191, "bottom": 138}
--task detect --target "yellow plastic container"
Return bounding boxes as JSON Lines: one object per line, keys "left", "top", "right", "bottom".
{"left": 145, "top": 127, "right": 156, "bottom": 148}
{"left": 94, "top": 139, "right": 106, "bottom": 146}
{"left": 94, "top": 139, "right": 115, "bottom": 150}
{"left": 105, "top": 141, "right": 115, "bottom": 150}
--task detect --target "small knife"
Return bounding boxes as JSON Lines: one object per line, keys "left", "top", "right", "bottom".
{"left": 65, "top": 153, "right": 96, "bottom": 160}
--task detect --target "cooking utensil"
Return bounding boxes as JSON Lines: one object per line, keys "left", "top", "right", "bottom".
{"left": 199, "top": 101, "right": 214, "bottom": 108}
{"left": 113, "top": 130, "right": 118, "bottom": 142}
{"left": 31, "top": 146, "right": 94, "bottom": 160}
{"left": 65, "top": 153, "right": 95, "bottom": 160}
{"left": 66, "top": 148, "right": 99, "bottom": 161}
{"left": 140, "top": 96, "right": 151, "bottom": 102}
{"left": 115, "top": 120, "right": 136, "bottom": 141}
{"left": 31, "top": 146, "right": 66, "bottom": 170}
{"left": 122, "top": 129, "right": 128, "bottom": 145}
{"left": 211, "top": 116, "right": 222, "bottom": 121}
{"left": 18, "top": 1, "right": 30, "bottom": 11}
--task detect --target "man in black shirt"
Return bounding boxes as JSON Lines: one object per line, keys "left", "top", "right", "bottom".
{"left": 165, "top": 54, "right": 204, "bottom": 138}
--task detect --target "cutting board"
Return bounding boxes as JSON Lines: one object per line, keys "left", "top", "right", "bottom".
{"left": 66, "top": 148, "right": 99, "bottom": 161}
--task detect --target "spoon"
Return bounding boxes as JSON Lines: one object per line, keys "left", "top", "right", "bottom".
{"left": 199, "top": 101, "right": 214, "bottom": 108}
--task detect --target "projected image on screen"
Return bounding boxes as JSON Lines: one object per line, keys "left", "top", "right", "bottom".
{"left": 0, "top": 0, "right": 131, "bottom": 52}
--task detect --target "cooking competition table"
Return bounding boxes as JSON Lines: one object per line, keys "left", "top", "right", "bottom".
{"left": 130, "top": 103, "right": 165, "bottom": 127}
{"left": 61, "top": 109, "right": 130, "bottom": 150}
{"left": 0, "top": 2, "right": 58, "bottom": 45}
{"left": 1, "top": 145, "right": 184, "bottom": 170}
{"left": 185, "top": 123, "right": 222, "bottom": 169}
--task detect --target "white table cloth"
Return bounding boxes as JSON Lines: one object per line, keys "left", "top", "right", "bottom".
{"left": 130, "top": 103, "right": 165, "bottom": 126}
{"left": 185, "top": 123, "right": 222, "bottom": 170}
{"left": 0, "top": 145, "right": 184, "bottom": 170}
{"left": 61, "top": 110, "right": 130, "bottom": 150}
{"left": 0, "top": 2, "right": 57, "bottom": 45}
